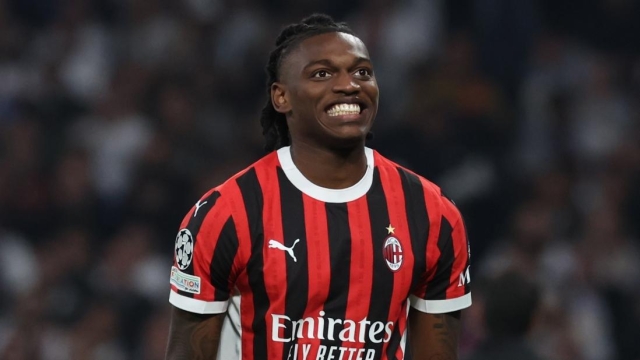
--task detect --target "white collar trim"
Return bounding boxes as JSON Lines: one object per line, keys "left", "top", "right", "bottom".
{"left": 276, "top": 146, "right": 374, "bottom": 203}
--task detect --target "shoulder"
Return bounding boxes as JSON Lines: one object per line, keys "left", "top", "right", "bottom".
{"left": 373, "top": 150, "right": 448, "bottom": 200}
{"left": 208, "top": 152, "right": 279, "bottom": 196}
{"left": 186, "top": 152, "right": 278, "bottom": 218}
{"left": 373, "top": 149, "right": 462, "bottom": 220}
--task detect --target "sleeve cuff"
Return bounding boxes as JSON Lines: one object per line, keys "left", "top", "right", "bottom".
{"left": 169, "top": 290, "right": 229, "bottom": 314}
{"left": 410, "top": 293, "right": 472, "bottom": 314}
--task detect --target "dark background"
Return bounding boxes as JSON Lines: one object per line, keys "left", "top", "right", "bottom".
{"left": 1, "top": 0, "right": 639, "bottom": 359}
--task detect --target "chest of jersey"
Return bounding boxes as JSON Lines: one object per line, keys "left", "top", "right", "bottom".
{"left": 228, "top": 159, "right": 435, "bottom": 360}
{"left": 259, "top": 197, "right": 416, "bottom": 312}
{"left": 237, "top": 188, "right": 422, "bottom": 358}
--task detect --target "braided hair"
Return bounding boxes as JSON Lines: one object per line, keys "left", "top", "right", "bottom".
{"left": 260, "top": 14, "right": 355, "bottom": 152}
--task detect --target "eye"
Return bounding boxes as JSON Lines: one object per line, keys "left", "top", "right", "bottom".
{"left": 312, "top": 70, "right": 331, "bottom": 78}
{"left": 355, "top": 68, "right": 373, "bottom": 78}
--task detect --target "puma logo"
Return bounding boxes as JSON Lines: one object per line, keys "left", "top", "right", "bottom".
{"left": 268, "top": 239, "right": 300, "bottom": 262}
{"left": 194, "top": 200, "right": 208, "bottom": 217}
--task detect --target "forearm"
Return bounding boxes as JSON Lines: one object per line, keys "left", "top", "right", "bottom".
{"left": 166, "top": 306, "right": 223, "bottom": 360}
{"left": 409, "top": 310, "right": 461, "bottom": 360}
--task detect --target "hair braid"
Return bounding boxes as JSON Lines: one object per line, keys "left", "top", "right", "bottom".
{"left": 260, "top": 14, "right": 355, "bottom": 152}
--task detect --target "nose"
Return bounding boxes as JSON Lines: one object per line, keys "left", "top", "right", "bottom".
{"left": 332, "top": 72, "right": 360, "bottom": 95}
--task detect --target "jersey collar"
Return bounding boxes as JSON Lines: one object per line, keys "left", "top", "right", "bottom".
{"left": 276, "top": 146, "right": 374, "bottom": 203}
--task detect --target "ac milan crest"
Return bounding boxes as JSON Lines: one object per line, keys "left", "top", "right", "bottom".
{"left": 382, "top": 236, "right": 403, "bottom": 271}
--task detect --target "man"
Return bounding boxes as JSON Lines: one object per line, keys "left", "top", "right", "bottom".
{"left": 166, "top": 14, "right": 471, "bottom": 360}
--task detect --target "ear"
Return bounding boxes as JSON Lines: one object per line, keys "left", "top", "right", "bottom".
{"left": 271, "top": 82, "right": 291, "bottom": 114}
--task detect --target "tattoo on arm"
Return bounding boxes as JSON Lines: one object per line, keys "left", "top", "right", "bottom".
{"left": 427, "top": 312, "right": 461, "bottom": 360}
{"left": 189, "top": 317, "right": 221, "bottom": 359}
{"left": 166, "top": 307, "right": 222, "bottom": 360}
{"left": 414, "top": 312, "right": 460, "bottom": 360}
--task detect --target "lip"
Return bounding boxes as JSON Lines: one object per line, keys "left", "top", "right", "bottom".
{"left": 328, "top": 113, "right": 362, "bottom": 121}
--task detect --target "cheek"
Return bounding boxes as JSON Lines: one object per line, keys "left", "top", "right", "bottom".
{"left": 365, "top": 82, "right": 380, "bottom": 102}
{"left": 292, "top": 87, "right": 325, "bottom": 111}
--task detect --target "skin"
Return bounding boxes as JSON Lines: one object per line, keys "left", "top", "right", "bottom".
{"left": 271, "top": 32, "right": 379, "bottom": 189}
{"left": 165, "top": 307, "right": 223, "bottom": 360}
{"left": 409, "top": 310, "right": 461, "bottom": 360}
{"left": 166, "top": 31, "right": 463, "bottom": 360}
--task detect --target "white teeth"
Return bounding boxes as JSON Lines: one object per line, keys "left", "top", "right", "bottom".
{"left": 327, "top": 103, "right": 361, "bottom": 116}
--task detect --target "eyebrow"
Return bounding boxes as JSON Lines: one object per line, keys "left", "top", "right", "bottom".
{"left": 302, "top": 56, "right": 372, "bottom": 71}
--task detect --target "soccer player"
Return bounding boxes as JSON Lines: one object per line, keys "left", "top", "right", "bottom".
{"left": 166, "top": 14, "right": 471, "bottom": 360}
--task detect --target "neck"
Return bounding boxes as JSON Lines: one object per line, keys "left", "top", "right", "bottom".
{"left": 289, "top": 140, "right": 368, "bottom": 189}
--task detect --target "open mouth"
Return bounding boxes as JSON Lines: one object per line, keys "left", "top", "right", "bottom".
{"left": 326, "top": 103, "right": 364, "bottom": 117}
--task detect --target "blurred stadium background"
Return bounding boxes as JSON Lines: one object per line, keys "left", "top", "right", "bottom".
{"left": 1, "top": 0, "right": 639, "bottom": 359}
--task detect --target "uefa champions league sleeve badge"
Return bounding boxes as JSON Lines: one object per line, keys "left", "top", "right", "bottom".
{"left": 175, "top": 229, "right": 194, "bottom": 270}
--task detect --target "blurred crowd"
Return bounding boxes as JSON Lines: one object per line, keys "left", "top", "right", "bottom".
{"left": 1, "top": 0, "right": 639, "bottom": 359}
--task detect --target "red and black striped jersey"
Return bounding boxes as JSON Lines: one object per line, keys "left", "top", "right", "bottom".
{"left": 169, "top": 146, "right": 471, "bottom": 360}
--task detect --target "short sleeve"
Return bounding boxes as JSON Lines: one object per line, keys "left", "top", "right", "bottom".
{"left": 411, "top": 198, "right": 471, "bottom": 314}
{"left": 169, "top": 190, "right": 241, "bottom": 314}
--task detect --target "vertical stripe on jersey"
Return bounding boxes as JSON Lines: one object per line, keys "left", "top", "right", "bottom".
{"left": 385, "top": 300, "right": 410, "bottom": 360}
{"left": 425, "top": 217, "right": 453, "bottom": 300}
{"left": 302, "top": 194, "right": 331, "bottom": 360}
{"left": 277, "top": 168, "right": 309, "bottom": 359}
{"left": 225, "top": 178, "right": 256, "bottom": 359}
{"left": 210, "top": 217, "right": 239, "bottom": 301}
{"left": 462, "top": 223, "right": 471, "bottom": 295}
{"left": 177, "top": 191, "right": 220, "bottom": 298}
{"left": 420, "top": 179, "right": 444, "bottom": 299}
{"left": 366, "top": 169, "right": 394, "bottom": 359}
{"left": 444, "top": 212, "right": 469, "bottom": 300}
{"left": 378, "top": 162, "right": 415, "bottom": 360}
{"left": 439, "top": 195, "right": 470, "bottom": 300}
{"left": 344, "top": 198, "right": 374, "bottom": 354}
{"left": 397, "top": 168, "right": 429, "bottom": 295}
{"left": 255, "top": 158, "right": 286, "bottom": 360}
{"left": 236, "top": 168, "right": 269, "bottom": 360}
{"left": 323, "top": 202, "right": 351, "bottom": 351}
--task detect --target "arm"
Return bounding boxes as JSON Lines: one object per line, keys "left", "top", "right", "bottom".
{"left": 409, "top": 309, "right": 461, "bottom": 360}
{"left": 165, "top": 306, "right": 224, "bottom": 360}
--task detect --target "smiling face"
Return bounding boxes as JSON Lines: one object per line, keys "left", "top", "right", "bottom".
{"left": 271, "top": 32, "right": 379, "bottom": 150}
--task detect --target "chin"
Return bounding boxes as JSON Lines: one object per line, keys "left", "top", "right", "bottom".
{"left": 315, "top": 115, "right": 372, "bottom": 148}
{"left": 325, "top": 131, "right": 368, "bottom": 149}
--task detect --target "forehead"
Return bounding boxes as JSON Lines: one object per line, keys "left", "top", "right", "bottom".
{"left": 281, "top": 32, "right": 370, "bottom": 75}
